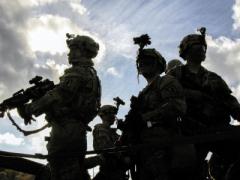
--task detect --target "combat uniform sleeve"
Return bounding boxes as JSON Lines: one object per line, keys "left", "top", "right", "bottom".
{"left": 93, "top": 125, "right": 115, "bottom": 151}
{"left": 212, "top": 75, "right": 240, "bottom": 120}
{"left": 142, "top": 75, "right": 186, "bottom": 123}
{"left": 26, "top": 67, "right": 87, "bottom": 116}
{"left": 224, "top": 95, "right": 240, "bottom": 120}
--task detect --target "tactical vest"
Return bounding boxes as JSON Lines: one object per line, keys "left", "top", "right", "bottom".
{"left": 171, "top": 65, "right": 231, "bottom": 128}
{"left": 49, "top": 66, "right": 101, "bottom": 124}
{"left": 138, "top": 75, "right": 180, "bottom": 128}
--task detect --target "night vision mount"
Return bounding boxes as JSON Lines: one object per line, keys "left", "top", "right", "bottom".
{"left": 197, "top": 27, "right": 206, "bottom": 37}
{"left": 133, "top": 34, "right": 151, "bottom": 50}
{"left": 133, "top": 34, "right": 152, "bottom": 81}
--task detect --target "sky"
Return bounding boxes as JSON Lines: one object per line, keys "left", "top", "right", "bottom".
{"left": 1, "top": 0, "right": 240, "bottom": 166}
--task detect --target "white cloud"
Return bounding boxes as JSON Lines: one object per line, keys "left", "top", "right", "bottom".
{"left": 106, "top": 67, "right": 121, "bottom": 77}
{"left": 46, "top": 59, "right": 69, "bottom": 76}
{"left": 70, "top": 2, "right": 87, "bottom": 15}
{"left": 20, "top": 0, "right": 58, "bottom": 7}
{"left": 203, "top": 35, "right": 240, "bottom": 86}
{"left": 28, "top": 136, "right": 48, "bottom": 152}
{"left": 103, "top": 23, "right": 135, "bottom": 59}
{"left": 26, "top": 14, "right": 106, "bottom": 63}
{"left": 27, "top": 15, "right": 81, "bottom": 54}
{"left": 0, "top": 83, "right": 7, "bottom": 97}
{"left": 233, "top": 0, "right": 240, "bottom": 30}
{"left": 0, "top": 132, "right": 24, "bottom": 146}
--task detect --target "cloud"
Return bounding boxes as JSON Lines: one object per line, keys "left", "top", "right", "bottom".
{"left": 46, "top": 59, "right": 68, "bottom": 76}
{"left": 104, "top": 23, "right": 136, "bottom": 59}
{"left": 106, "top": 67, "right": 122, "bottom": 77}
{"left": 26, "top": 14, "right": 106, "bottom": 63}
{"left": 0, "top": 83, "right": 7, "bottom": 98}
{"left": 34, "top": 59, "right": 69, "bottom": 81}
{"left": 20, "top": 0, "right": 58, "bottom": 7}
{"left": 70, "top": 2, "right": 87, "bottom": 15}
{"left": 0, "top": 0, "right": 36, "bottom": 98}
{"left": 233, "top": 0, "right": 240, "bottom": 30}
{"left": 0, "top": 132, "right": 24, "bottom": 146}
{"left": 201, "top": 0, "right": 240, "bottom": 103}
{"left": 27, "top": 15, "right": 81, "bottom": 54}
{"left": 204, "top": 35, "right": 240, "bottom": 86}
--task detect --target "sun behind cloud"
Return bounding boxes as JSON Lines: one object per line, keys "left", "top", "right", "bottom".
{"left": 26, "top": 14, "right": 106, "bottom": 64}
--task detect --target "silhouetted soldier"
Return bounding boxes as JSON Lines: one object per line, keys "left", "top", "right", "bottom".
{"left": 124, "top": 34, "right": 186, "bottom": 180}
{"left": 17, "top": 34, "right": 101, "bottom": 180}
{"left": 93, "top": 105, "right": 129, "bottom": 180}
{"left": 168, "top": 27, "right": 240, "bottom": 180}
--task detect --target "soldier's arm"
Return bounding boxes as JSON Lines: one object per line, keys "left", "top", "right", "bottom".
{"left": 26, "top": 69, "right": 85, "bottom": 116}
{"left": 142, "top": 77, "right": 186, "bottom": 123}
{"left": 224, "top": 95, "right": 240, "bottom": 120}
{"left": 216, "top": 77, "right": 240, "bottom": 121}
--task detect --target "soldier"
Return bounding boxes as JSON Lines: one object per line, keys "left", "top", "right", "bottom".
{"left": 17, "top": 34, "right": 101, "bottom": 180}
{"left": 167, "top": 28, "right": 240, "bottom": 179}
{"left": 128, "top": 44, "right": 186, "bottom": 180}
{"left": 92, "top": 105, "right": 128, "bottom": 180}
{"left": 165, "top": 59, "right": 183, "bottom": 74}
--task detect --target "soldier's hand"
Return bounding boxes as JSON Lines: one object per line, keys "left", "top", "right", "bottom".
{"left": 17, "top": 105, "right": 34, "bottom": 125}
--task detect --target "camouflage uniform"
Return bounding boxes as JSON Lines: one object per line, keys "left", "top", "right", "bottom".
{"left": 168, "top": 28, "right": 240, "bottom": 180}
{"left": 168, "top": 65, "right": 240, "bottom": 134}
{"left": 136, "top": 75, "right": 186, "bottom": 180}
{"left": 92, "top": 105, "right": 128, "bottom": 180}
{"left": 169, "top": 64, "right": 240, "bottom": 179}
{"left": 131, "top": 48, "right": 186, "bottom": 180}
{"left": 18, "top": 34, "right": 101, "bottom": 180}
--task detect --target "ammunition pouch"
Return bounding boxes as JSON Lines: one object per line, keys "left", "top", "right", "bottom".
{"left": 45, "top": 106, "right": 97, "bottom": 126}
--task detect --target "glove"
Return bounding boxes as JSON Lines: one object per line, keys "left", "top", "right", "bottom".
{"left": 17, "top": 105, "right": 34, "bottom": 125}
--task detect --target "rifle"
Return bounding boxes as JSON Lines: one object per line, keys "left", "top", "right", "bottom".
{"left": 116, "top": 95, "right": 144, "bottom": 180}
{"left": 0, "top": 76, "right": 55, "bottom": 135}
{"left": 117, "top": 95, "right": 144, "bottom": 145}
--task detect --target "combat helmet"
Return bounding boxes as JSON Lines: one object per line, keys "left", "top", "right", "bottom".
{"left": 66, "top": 33, "right": 99, "bottom": 65}
{"left": 133, "top": 34, "right": 166, "bottom": 75}
{"left": 138, "top": 48, "right": 166, "bottom": 74}
{"left": 165, "top": 59, "right": 183, "bottom": 73}
{"left": 179, "top": 27, "right": 207, "bottom": 60}
{"left": 98, "top": 105, "right": 117, "bottom": 116}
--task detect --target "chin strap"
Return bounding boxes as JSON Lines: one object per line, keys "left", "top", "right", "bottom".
{"left": 7, "top": 112, "right": 50, "bottom": 136}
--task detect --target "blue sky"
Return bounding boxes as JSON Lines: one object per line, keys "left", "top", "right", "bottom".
{"left": 0, "top": 0, "right": 240, "bottom": 165}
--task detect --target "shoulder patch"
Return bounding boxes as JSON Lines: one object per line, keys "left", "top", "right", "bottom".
{"left": 156, "top": 75, "right": 184, "bottom": 99}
